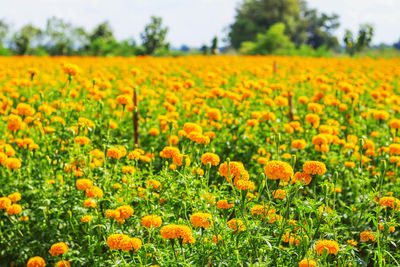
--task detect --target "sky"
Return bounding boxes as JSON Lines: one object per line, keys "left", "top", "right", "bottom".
{"left": 2, "top": 0, "right": 400, "bottom": 47}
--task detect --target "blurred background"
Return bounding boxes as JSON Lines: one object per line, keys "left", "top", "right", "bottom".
{"left": 1, "top": 0, "right": 399, "bottom": 57}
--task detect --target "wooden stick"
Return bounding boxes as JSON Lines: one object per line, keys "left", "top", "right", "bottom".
{"left": 273, "top": 61, "right": 277, "bottom": 74}
{"left": 133, "top": 88, "right": 139, "bottom": 147}
{"left": 288, "top": 92, "right": 294, "bottom": 122}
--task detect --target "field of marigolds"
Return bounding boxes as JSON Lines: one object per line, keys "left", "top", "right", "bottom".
{"left": 1, "top": 56, "right": 400, "bottom": 267}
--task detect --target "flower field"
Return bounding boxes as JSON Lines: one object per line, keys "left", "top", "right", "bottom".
{"left": 1, "top": 56, "right": 400, "bottom": 266}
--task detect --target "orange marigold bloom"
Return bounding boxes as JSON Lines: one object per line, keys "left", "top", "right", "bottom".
{"left": 344, "top": 161, "right": 355, "bottom": 168}
{"left": 227, "top": 219, "right": 245, "bottom": 232}
{"left": 76, "top": 179, "right": 93, "bottom": 190}
{"left": 7, "top": 114, "right": 23, "bottom": 132}
{"left": 360, "top": 230, "right": 376, "bottom": 242}
{"left": 216, "top": 200, "right": 234, "bottom": 209}
{"left": 6, "top": 158, "right": 21, "bottom": 170}
{"left": 141, "top": 215, "right": 162, "bottom": 228}
{"left": 190, "top": 212, "right": 212, "bottom": 228}
{"left": 107, "top": 147, "right": 123, "bottom": 159}
{"left": 75, "top": 136, "right": 90, "bottom": 145}
{"left": 160, "top": 224, "right": 195, "bottom": 244}
{"left": 0, "top": 197, "right": 11, "bottom": 209}
{"left": 314, "top": 240, "right": 339, "bottom": 255}
{"left": 219, "top": 161, "right": 249, "bottom": 185}
{"left": 27, "top": 256, "right": 46, "bottom": 267}
{"left": 115, "top": 205, "right": 134, "bottom": 220}
{"left": 201, "top": 152, "right": 220, "bottom": 166}
{"left": 292, "top": 139, "right": 306, "bottom": 150}
{"left": 85, "top": 186, "right": 103, "bottom": 199}
{"left": 146, "top": 179, "right": 162, "bottom": 190}
{"left": 83, "top": 199, "right": 96, "bottom": 208}
{"left": 235, "top": 180, "right": 255, "bottom": 191}
{"left": 291, "top": 172, "right": 312, "bottom": 185}
{"left": 55, "top": 261, "right": 71, "bottom": 267}
{"left": 6, "top": 204, "right": 22, "bottom": 215}
{"left": 379, "top": 196, "right": 400, "bottom": 210}
{"left": 251, "top": 204, "right": 276, "bottom": 221}
{"left": 49, "top": 242, "right": 69, "bottom": 256}
{"left": 81, "top": 215, "right": 93, "bottom": 223}
{"left": 264, "top": 161, "right": 293, "bottom": 181}
{"left": 119, "top": 236, "right": 142, "bottom": 251}
{"left": 298, "top": 258, "right": 317, "bottom": 267}
{"left": 207, "top": 108, "right": 222, "bottom": 121}
{"left": 273, "top": 189, "right": 286, "bottom": 199}
{"left": 7, "top": 192, "right": 21, "bottom": 202}
{"left": 149, "top": 128, "right": 160, "bottom": 136}
{"left": 107, "top": 234, "right": 125, "bottom": 249}
{"left": 63, "top": 63, "right": 79, "bottom": 76}
{"left": 16, "top": 103, "right": 35, "bottom": 116}
{"left": 303, "top": 161, "right": 326, "bottom": 175}
{"left": 183, "top": 122, "right": 202, "bottom": 134}
{"left": 160, "top": 146, "right": 181, "bottom": 159}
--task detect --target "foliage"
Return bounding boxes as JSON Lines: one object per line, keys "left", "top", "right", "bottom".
{"left": 240, "top": 23, "right": 295, "bottom": 55}
{"left": 344, "top": 24, "right": 374, "bottom": 56}
{"left": 229, "top": 0, "right": 340, "bottom": 50}
{"left": 141, "top": 16, "right": 169, "bottom": 55}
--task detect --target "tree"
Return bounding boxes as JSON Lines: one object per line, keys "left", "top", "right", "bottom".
{"left": 200, "top": 44, "right": 209, "bottom": 55}
{"left": 89, "top": 22, "right": 114, "bottom": 43}
{"left": 240, "top": 23, "right": 295, "bottom": 55}
{"left": 0, "top": 19, "right": 9, "bottom": 44}
{"left": 394, "top": 38, "right": 400, "bottom": 50}
{"left": 45, "top": 17, "right": 88, "bottom": 55}
{"left": 344, "top": 24, "right": 374, "bottom": 55}
{"left": 229, "top": 0, "right": 340, "bottom": 50}
{"left": 211, "top": 37, "right": 218, "bottom": 55}
{"left": 229, "top": 0, "right": 301, "bottom": 49}
{"left": 300, "top": 7, "right": 339, "bottom": 49}
{"left": 141, "top": 16, "right": 168, "bottom": 55}
{"left": 12, "top": 24, "right": 42, "bottom": 55}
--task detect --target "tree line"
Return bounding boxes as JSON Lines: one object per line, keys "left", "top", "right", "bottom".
{"left": 0, "top": 0, "right": 399, "bottom": 57}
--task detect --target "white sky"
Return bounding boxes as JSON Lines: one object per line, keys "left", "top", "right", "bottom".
{"left": 2, "top": 0, "right": 400, "bottom": 47}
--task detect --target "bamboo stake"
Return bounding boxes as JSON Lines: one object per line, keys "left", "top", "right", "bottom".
{"left": 133, "top": 88, "right": 139, "bottom": 147}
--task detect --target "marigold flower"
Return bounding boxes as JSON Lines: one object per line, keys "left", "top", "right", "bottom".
{"left": 55, "top": 260, "right": 71, "bottom": 267}
{"left": 8, "top": 192, "right": 21, "bottom": 202}
{"left": 49, "top": 242, "right": 69, "bottom": 256}
{"left": 292, "top": 139, "right": 306, "bottom": 150}
{"left": 360, "top": 230, "right": 376, "bottom": 242}
{"left": 264, "top": 160, "right": 293, "bottom": 181}
{"left": 379, "top": 196, "right": 400, "bottom": 210}
{"left": 27, "top": 256, "right": 46, "bottom": 267}
{"left": 273, "top": 189, "right": 286, "bottom": 199}
{"left": 115, "top": 205, "right": 134, "bottom": 220}
{"left": 303, "top": 161, "right": 326, "bottom": 175}
{"left": 146, "top": 179, "right": 162, "bottom": 190}
{"left": 6, "top": 158, "right": 21, "bottom": 170}
{"left": 141, "top": 215, "right": 162, "bottom": 228}
{"left": 6, "top": 204, "right": 22, "bottom": 215}
{"left": 291, "top": 172, "right": 312, "bottom": 185}
{"left": 235, "top": 180, "right": 255, "bottom": 191}
{"left": 85, "top": 186, "right": 103, "bottom": 199}
{"left": 0, "top": 197, "right": 11, "bottom": 209}
{"left": 298, "top": 258, "right": 317, "bottom": 267}
{"left": 160, "top": 224, "right": 195, "bottom": 244}
{"left": 227, "top": 219, "right": 245, "bottom": 232}
{"left": 190, "top": 212, "right": 212, "bottom": 228}
{"left": 201, "top": 152, "right": 220, "bottom": 166}
{"left": 75, "top": 136, "right": 90, "bottom": 145}
{"left": 83, "top": 199, "right": 96, "bottom": 208}
{"left": 81, "top": 215, "right": 93, "bottom": 223}
{"left": 314, "top": 240, "right": 339, "bottom": 255}
{"left": 216, "top": 200, "right": 234, "bottom": 209}
{"left": 63, "top": 63, "right": 80, "bottom": 76}
{"left": 76, "top": 179, "right": 93, "bottom": 190}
